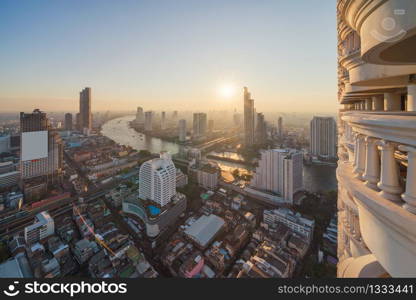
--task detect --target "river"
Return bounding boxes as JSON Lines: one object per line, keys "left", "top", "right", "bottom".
{"left": 101, "top": 116, "right": 337, "bottom": 193}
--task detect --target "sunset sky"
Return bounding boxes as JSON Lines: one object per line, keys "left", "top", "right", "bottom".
{"left": 0, "top": 0, "right": 338, "bottom": 113}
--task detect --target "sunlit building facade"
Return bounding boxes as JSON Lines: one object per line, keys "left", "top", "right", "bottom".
{"left": 337, "top": 0, "right": 416, "bottom": 277}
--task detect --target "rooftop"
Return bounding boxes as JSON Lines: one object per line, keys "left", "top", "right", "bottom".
{"left": 184, "top": 214, "right": 225, "bottom": 248}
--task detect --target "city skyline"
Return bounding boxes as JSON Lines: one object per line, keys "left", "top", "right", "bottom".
{"left": 0, "top": 0, "right": 337, "bottom": 113}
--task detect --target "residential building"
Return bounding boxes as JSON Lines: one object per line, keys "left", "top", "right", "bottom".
{"left": 24, "top": 211, "right": 54, "bottom": 244}
{"left": 196, "top": 163, "right": 219, "bottom": 190}
{"left": 263, "top": 208, "right": 314, "bottom": 240}
{"left": 139, "top": 152, "right": 176, "bottom": 207}
{"left": 310, "top": 116, "right": 337, "bottom": 159}
{"left": 250, "top": 149, "right": 303, "bottom": 204}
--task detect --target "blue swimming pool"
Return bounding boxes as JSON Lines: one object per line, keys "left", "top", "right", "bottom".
{"left": 148, "top": 205, "right": 161, "bottom": 216}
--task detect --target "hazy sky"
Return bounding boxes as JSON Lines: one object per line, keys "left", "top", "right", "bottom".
{"left": 0, "top": 0, "right": 338, "bottom": 113}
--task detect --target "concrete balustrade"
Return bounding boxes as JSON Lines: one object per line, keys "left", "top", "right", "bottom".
{"left": 398, "top": 145, "right": 416, "bottom": 214}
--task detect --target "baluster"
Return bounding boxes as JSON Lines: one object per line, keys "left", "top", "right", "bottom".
{"left": 377, "top": 140, "right": 403, "bottom": 202}
{"left": 398, "top": 145, "right": 416, "bottom": 214}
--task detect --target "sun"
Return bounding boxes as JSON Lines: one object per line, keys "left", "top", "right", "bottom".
{"left": 218, "top": 84, "right": 236, "bottom": 99}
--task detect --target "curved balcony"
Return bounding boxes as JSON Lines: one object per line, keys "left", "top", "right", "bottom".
{"left": 338, "top": 111, "right": 416, "bottom": 277}
{"left": 340, "top": 0, "right": 416, "bottom": 65}
{"left": 349, "top": 63, "right": 416, "bottom": 86}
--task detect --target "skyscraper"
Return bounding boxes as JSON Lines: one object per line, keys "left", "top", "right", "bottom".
{"left": 277, "top": 116, "right": 283, "bottom": 138}
{"left": 20, "top": 109, "right": 63, "bottom": 197}
{"left": 337, "top": 0, "right": 416, "bottom": 278}
{"left": 192, "top": 113, "right": 207, "bottom": 138}
{"left": 250, "top": 149, "right": 303, "bottom": 204}
{"left": 79, "top": 87, "right": 92, "bottom": 133}
{"left": 161, "top": 111, "right": 167, "bottom": 130}
{"left": 310, "top": 116, "right": 337, "bottom": 159}
{"left": 136, "top": 107, "right": 144, "bottom": 124}
{"left": 255, "top": 113, "right": 267, "bottom": 145}
{"left": 139, "top": 152, "right": 176, "bottom": 207}
{"left": 178, "top": 119, "right": 187, "bottom": 142}
{"left": 144, "top": 111, "right": 153, "bottom": 131}
{"left": 64, "top": 113, "right": 73, "bottom": 131}
{"left": 243, "top": 87, "right": 255, "bottom": 147}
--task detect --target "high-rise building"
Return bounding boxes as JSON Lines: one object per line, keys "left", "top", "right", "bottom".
{"left": 178, "top": 119, "right": 187, "bottom": 142}
{"left": 79, "top": 87, "right": 92, "bottom": 133}
{"left": 64, "top": 113, "right": 73, "bottom": 131}
{"left": 208, "top": 119, "right": 214, "bottom": 133}
{"left": 310, "top": 116, "right": 337, "bottom": 159}
{"left": 75, "top": 113, "right": 81, "bottom": 131}
{"left": 136, "top": 107, "right": 144, "bottom": 124}
{"left": 337, "top": 0, "right": 416, "bottom": 278}
{"left": 161, "top": 111, "right": 167, "bottom": 130}
{"left": 20, "top": 109, "right": 63, "bottom": 189}
{"left": 193, "top": 113, "right": 207, "bottom": 138}
{"left": 139, "top": 152, "right": 176, "bottom": 207}
{"left": 250, "top": 149, "right": 303, "bottom": 204}
{"left": 277, "top": 116, "right": 283, "bottom": 138}
{"left": 255, "top": 113, "right": 267, "bottom": 145}
{"left": 144, "top": 111, "right": 153, "bottom": 131}
{"left": 243, "top": 87, "right": 255, "bottom": 147}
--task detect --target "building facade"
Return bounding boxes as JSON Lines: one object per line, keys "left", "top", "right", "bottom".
{"left": 250, "top": 149, "right": 303, "bottom": 204}
{"left": 139, "top": 152, "right": 176, "bottom": 207}
{"left": 337, "top": 0, "right": 416, "bottom": 277}
{"left": 310, "top": 116, "right": 337, "bottom": 159}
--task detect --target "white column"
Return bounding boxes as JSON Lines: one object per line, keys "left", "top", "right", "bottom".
{"left": 353, "top": 134, "right": 365, "bottom": 180}
{"left": 365, "top": 98, "right": 372, "bottom": 111}
{"left": 398, "top": 145, "right": 416, "bottom": 214}
{"left": 407, "top": 85, "right": 416, "bottom": 112}
{"left": 362, "top": 137, "right": 380, "bottom": 190}
{"left": 384, "top": 93, "right": 401, "bottom": 111}
{"left": 377, "top": 140, "right": 403, "bottom": 202}
{"left": 372, "top": 95, "right": 384, "bottom": 111}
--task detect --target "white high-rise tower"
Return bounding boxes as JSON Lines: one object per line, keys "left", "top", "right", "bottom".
{"left": 139, "top": 152, "right": 176, "bottom": 207}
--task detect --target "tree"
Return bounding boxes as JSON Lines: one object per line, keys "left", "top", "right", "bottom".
{"left": 139, "top": 150, "right": 151, "bottom": 157}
